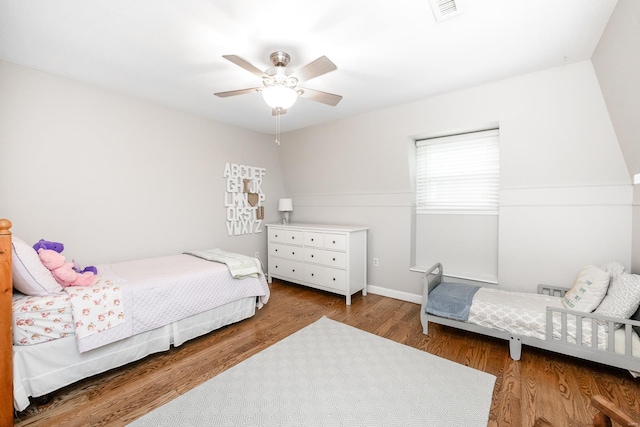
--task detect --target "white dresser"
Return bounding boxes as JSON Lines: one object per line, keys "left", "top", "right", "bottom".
{"left": 266, "top": 223, "right": 368, "bottom": 305}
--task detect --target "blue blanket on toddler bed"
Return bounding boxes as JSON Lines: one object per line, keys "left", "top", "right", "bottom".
{"left": 426, "top": 282, "right": 480, "bottom": 321}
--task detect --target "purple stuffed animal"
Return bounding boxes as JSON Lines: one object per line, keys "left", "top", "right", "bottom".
{"left": 33, "top": 238, "right": 98, "bottom": 275}
{"left": 33, "top": 239, "right": 64, "bottom": 253}
{"left": 72, "top": 261, "right": 98, "bottom": 275}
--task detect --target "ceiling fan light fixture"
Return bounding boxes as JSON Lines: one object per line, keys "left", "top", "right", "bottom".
{"left": 215, "top": 51, "right": 341, "bottom": 113}
{"left": 262, "top": 85, "right": 298, "bottom": 110}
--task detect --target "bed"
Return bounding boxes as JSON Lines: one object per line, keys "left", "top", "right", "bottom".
{"left": 420, "top": 263, "right": 640, "bottom": 374}
{"left": 0, "top": 221, "right": 270, "bottom": 416}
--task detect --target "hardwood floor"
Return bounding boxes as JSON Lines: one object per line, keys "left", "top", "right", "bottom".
{"left": 13, "top": 279, "right": 640, "bottom": 426}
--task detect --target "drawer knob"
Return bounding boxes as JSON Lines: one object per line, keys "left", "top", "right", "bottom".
{"left": 332, "top": 278, "right": 336, "bottom": 281}
{"left": 311, "top": 238, "right": 314, "bottom": 241}
{"left": 332, "top": 240, "right": 336, "bottom": 244}
{"left": 292, "top": 269, "right": 295, "bottom": 272}
{"left": 311, "top": 273, "right": 314, "bottom": 277}
{"left": 275, "top": 249, "right": 278, "bottom": 252}
{"left": 311, "top": 254, "right": 314, "bottom": 258}
{"left": 332, "top": 257, "right": 336, "bottom": 261}
{"left": 292, "top": 252, "right": 295, "bottom": 255}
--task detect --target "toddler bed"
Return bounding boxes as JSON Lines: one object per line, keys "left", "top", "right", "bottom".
{"left": 420, "top": 263, "right": 640, "bottom": 374}
{"left": 3, "top": 229, "right": 270, "bottom": 413}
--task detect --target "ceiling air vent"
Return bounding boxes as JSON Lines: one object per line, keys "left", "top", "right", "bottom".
{"left": 429, "top": 0, "right": 463, "bottom": 22}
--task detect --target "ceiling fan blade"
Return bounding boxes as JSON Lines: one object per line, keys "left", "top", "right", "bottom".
{"left": 271, "top": 108, "right": 287, "bottom": 116}
{"left": 214, "top": 88, "right": 260, "bottom": 98}
{"left": 222, "top": 55, "right": 266, "bottom": 78}
{"left": 298, "top": 88, "right": 342, "bottom": 106}
{"left": 293, "top": 56, "right": 337, "bottom": 82}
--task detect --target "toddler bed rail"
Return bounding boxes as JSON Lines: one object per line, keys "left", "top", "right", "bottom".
{"left": 543, "top": 305, "right": 640, "bottom": 372}
{"left": 420, "top": 263, "right": 640, "bottom": 373}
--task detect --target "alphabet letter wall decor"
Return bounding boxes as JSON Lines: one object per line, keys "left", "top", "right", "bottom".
{"left": 223, "top": 163, "right": 266, "bottom": 236}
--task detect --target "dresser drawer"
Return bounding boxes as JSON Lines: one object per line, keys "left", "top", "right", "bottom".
{"left": 304, "top": 265, "right": 346, "bottom": 292}
{"left": 304, "top": 248, "right": 346, "bottom": 269}
{"left": 268, "top": 228, "right": 287, "bottom": 243}
{"left": 269, "top": 243, "right": 304, "bottom": 261}
{"left": 324, "top": 233, "right": 347, "bottom": 251}
{"left": 304, "top": 232, "right": 324, "bottom": 248}
{"left": 285, "top": 230, "right": 304, "bottom": 245}
{"left": 270, "top": 258, "right": 304, "bottom": 281}
{"left": 303, "top": 248, "right": 324, "bottom": 265}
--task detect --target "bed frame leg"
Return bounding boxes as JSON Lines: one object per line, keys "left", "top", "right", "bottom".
{"left": 509, "top": 336, "right": 522, "bottom": 361}
{"left": 420, "top": 309, "right": 429, "bottom": 335}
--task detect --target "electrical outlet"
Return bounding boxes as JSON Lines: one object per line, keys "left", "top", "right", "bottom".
{"left": 373, "top": 258, "right": 379, "bottom": 267}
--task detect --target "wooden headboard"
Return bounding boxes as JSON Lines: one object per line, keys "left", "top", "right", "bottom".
{"left": 0, "top": 218, "right": 13, "bottom": 425}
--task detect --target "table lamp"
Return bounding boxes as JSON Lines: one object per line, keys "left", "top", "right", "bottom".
{"left": 278, "top": 198, "right": 293, "bottom": 225}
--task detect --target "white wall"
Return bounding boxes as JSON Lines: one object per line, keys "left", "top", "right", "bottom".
{"left": 416, "top": 214, "right": 499, "bottom": 283}
{"left": 0, "top": 61, "right": 286, "bottom": 265}
{"left": 279, "top": 61, "right": 630, "bottom": 299}
{"left": 592, "top": 0, "right": 640, "bottom": 273}
{"left": 1, "top": 57, "right": 632, "bottom": 301}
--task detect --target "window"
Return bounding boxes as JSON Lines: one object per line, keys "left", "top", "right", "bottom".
{"left": 414, "top": 128, "right": 500, "bottom": 283}
{"left": 416, "top": 129, "right": 499, "bottom": 214}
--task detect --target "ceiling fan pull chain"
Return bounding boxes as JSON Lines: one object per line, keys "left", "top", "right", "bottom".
{"left": 275, "top": 110, "right": 281, "bottom": 145}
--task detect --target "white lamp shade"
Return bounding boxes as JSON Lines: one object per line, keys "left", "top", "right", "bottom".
{"left": 262, "top": 86, "right": 298, "bottom": 110}
{"left": 278, "top": 198, "right": 293, "bottom": 212}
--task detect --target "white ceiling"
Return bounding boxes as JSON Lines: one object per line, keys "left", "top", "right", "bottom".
{"left": 0, "top": 0, "right": 618, "bottom": 134}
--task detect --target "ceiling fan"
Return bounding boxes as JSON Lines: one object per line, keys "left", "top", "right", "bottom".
{"left": 214, "top": 51, "right": 342, "bottom": 114}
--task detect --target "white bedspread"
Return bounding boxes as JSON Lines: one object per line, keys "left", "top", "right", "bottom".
{"left": 75, "top": 254, "right": 269, "bottom": 352}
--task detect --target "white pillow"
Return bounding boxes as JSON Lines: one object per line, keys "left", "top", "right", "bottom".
{"left": 561, "top": 265, "right": 610, "bottom": 312}
{"left": 599, "top": 261, "right": 625, "bottom": 279}
{"left": 594, "top": 273, "right": 640, "bottom": 321}
{"left": 11, "top": 236, "right": 63, "bottom": 296}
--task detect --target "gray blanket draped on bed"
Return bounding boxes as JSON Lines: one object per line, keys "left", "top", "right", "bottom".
{"left": 426, "top": 282, "right": 480, "bottom": 321}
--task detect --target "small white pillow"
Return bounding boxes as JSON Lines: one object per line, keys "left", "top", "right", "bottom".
{"left": 561, "top": 265, "right": 610, "bottom": 312}
{"left": 11, "top": 236, "right": 63, "bottom": 296}
{"left": 599, "top": 261, "right": 626, "bottom": 279}
{"left": 594, "top": 273, "right": 640, "bottom": 321}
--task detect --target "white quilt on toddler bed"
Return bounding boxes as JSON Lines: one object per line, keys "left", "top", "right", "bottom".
{"left": 469, "top": 288, "right": 562, "bottom": 340}
{"left": 468, "top": 288, "right": 640, "bottom": 354}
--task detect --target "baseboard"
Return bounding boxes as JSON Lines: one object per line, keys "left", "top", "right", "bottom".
{"left": 366, "top": 285, "right": 422, "bottom": 305}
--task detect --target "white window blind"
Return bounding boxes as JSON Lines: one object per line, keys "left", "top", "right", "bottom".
{"left": 416, "top": 129, "right": 499, "bottom": 214}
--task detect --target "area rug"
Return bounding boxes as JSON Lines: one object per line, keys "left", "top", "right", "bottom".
{"left": 128, "top": 316, "right": 496, "bottom": 426}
